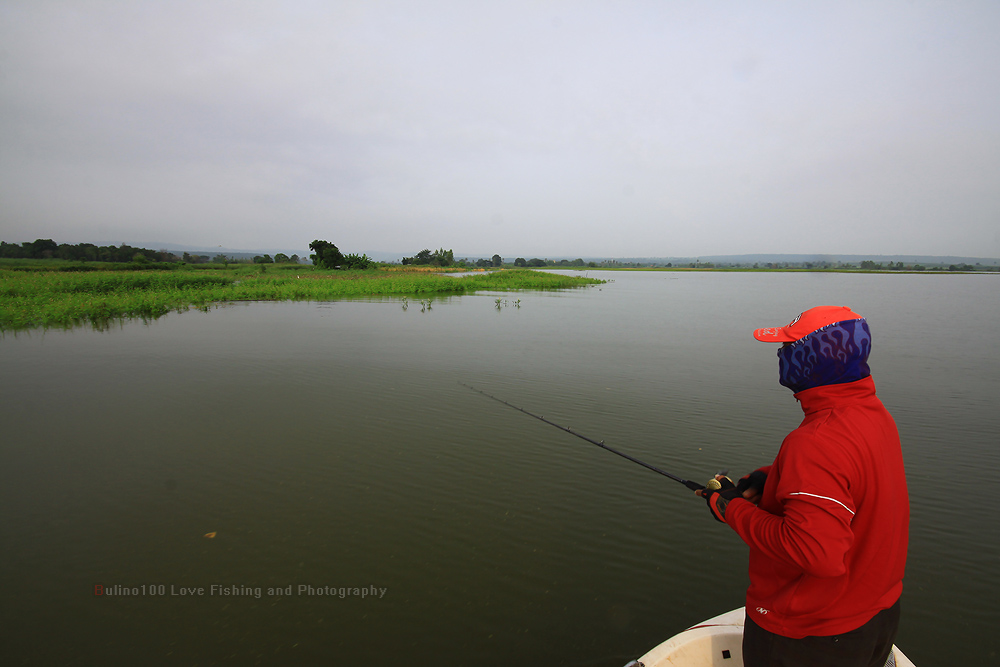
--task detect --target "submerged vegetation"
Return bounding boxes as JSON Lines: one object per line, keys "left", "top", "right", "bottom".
{"left": 0, "top": 264, "right": 603, "bottom": 332}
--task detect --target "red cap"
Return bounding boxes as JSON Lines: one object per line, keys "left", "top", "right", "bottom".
{"left": 753, "top": 305, "right": 865, "bottom": 343}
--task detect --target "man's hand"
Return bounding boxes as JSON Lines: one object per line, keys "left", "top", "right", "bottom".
{"left": 736, "top": 470, "right": 768, "bottom": 506}
{"left": 696, "top": 470, "right": 768, "bottom": 523}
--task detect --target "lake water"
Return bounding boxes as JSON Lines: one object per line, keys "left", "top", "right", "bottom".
{"left": 1, "top": 271, "right": 997, "bottom": 665}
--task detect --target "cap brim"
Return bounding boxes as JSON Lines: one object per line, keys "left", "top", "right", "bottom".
{"left": 753, "top": 327, "right": 796, "bottom": 342}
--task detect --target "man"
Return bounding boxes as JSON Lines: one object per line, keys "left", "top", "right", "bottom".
{"left": 699, "top": 306, "right": 909, "bottom": 667}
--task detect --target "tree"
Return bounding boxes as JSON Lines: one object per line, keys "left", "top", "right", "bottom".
{"left": 274, "top": 253, "right": 290, "bottom": 263}
{"left": 342, "top": 253, "right": 375, "bottom": 269}
{"left": 24, "top": 238, "right": 58, "bottom": 259}
{"left": 402, "top": 248, "right": 454, "bottom": 266}
{"left": 309, "top": 240, "right": 345, "bottom": 269}
{"left": 514, "top": 257, "right": 526, "bottom": 267}
{"left": 432, "top": 248, "right": 454, "bottom": 266}
{"left": 491, "top": 254, "right": 503, "bottom": 267}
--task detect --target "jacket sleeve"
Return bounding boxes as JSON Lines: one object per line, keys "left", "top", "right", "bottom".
{"left": 725, "top": 433, "right": 856, "bottom": 578}
{"left": 726, "top": 496, "right": 854, "bottom": 578}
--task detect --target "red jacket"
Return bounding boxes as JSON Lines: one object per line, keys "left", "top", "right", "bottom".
{"left": 725, "top": 375, "right": 909, "bottom": 638}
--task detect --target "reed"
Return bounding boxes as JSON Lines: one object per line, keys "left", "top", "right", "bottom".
{"left": 0, "top": 267, "right": 603, "bottom": 331}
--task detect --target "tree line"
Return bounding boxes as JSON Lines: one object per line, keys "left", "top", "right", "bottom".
{"left": 401, "top": 248, "right": 505, "bottom": 268}
{"left": 0, "top": 239, "right": 180, "bottom": 263}
{"left": 250, "top": 253, "right": 301, "bottom": 264}
{"left": 0, "top": 238, "right": 308, "bottom": 266}
{"left": 400, "top": 251, "right": 598, "bottom": 268}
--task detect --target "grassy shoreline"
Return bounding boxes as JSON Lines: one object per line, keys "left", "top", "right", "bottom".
{"left": 0, "top": 266, "right": 604, "bottom": 332}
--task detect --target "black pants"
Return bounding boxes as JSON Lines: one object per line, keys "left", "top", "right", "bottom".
{"left": 743, "top": 599, "right": 901, "bottom": 667}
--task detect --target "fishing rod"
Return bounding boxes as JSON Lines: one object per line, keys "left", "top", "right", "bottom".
{"left": 461, "top": 383, "right": 706, "bottom": 492}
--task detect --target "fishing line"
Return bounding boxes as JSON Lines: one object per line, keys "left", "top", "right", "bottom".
{"left": 461, "top": 383, "right": 705, "bottom": 492}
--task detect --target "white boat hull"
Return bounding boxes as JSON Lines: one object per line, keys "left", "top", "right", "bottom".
{"left": 627, "top": 607, "right": 915, "bottom": 667}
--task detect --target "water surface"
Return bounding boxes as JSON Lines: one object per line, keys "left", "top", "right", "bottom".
{"left": 1, "top": 271, "right": 997, "bottom": 665}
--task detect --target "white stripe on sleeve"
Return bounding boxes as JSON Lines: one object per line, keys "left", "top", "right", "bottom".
{"left": 788, "top": 492, "right": 856, "bottom": 516}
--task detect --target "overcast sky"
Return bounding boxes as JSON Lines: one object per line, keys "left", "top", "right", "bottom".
{"left": 2, "top": 1, "right": 998, "bottom": 258}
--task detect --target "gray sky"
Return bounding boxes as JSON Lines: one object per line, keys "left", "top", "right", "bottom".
{"left": 2, "top": 1, "right": 999, "bottom": 258}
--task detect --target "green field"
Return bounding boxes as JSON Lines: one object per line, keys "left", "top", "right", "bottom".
{"left": 0, "top": 264, "right": 604, "bottom": 332}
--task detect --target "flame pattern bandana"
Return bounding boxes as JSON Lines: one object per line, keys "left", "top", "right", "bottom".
{"left": 777, "top": 319, "right": 872, "bottom": 393}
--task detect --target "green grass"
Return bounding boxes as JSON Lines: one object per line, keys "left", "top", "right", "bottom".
{"left": 0, "top": 267, "right": 603, "bottom": 332}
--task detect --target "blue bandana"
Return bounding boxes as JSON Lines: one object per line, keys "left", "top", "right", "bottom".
{"left": 777, "top": 319, "right": 872, "bottom": 393}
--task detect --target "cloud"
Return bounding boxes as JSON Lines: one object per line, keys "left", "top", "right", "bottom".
{"left": 2, "top": 1, "right": 999, "bottom": 257}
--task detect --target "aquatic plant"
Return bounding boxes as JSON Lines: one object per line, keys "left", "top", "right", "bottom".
{"left": 0, "top": 267, "right": 603, "bottom": 331}
{"left": 493, "top": 297, "right": 522, "bottom": 311}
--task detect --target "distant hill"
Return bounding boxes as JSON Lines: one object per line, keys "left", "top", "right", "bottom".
{"left": 505, "top": 253, "right": 1000, "bottom": 267}
{"left": 661, "top": 253, "right": 1000, "bottom": 266}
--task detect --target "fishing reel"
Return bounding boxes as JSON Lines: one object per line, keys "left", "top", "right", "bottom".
{"left": 705, "top": 471, "right": 735, "bottom": 492}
